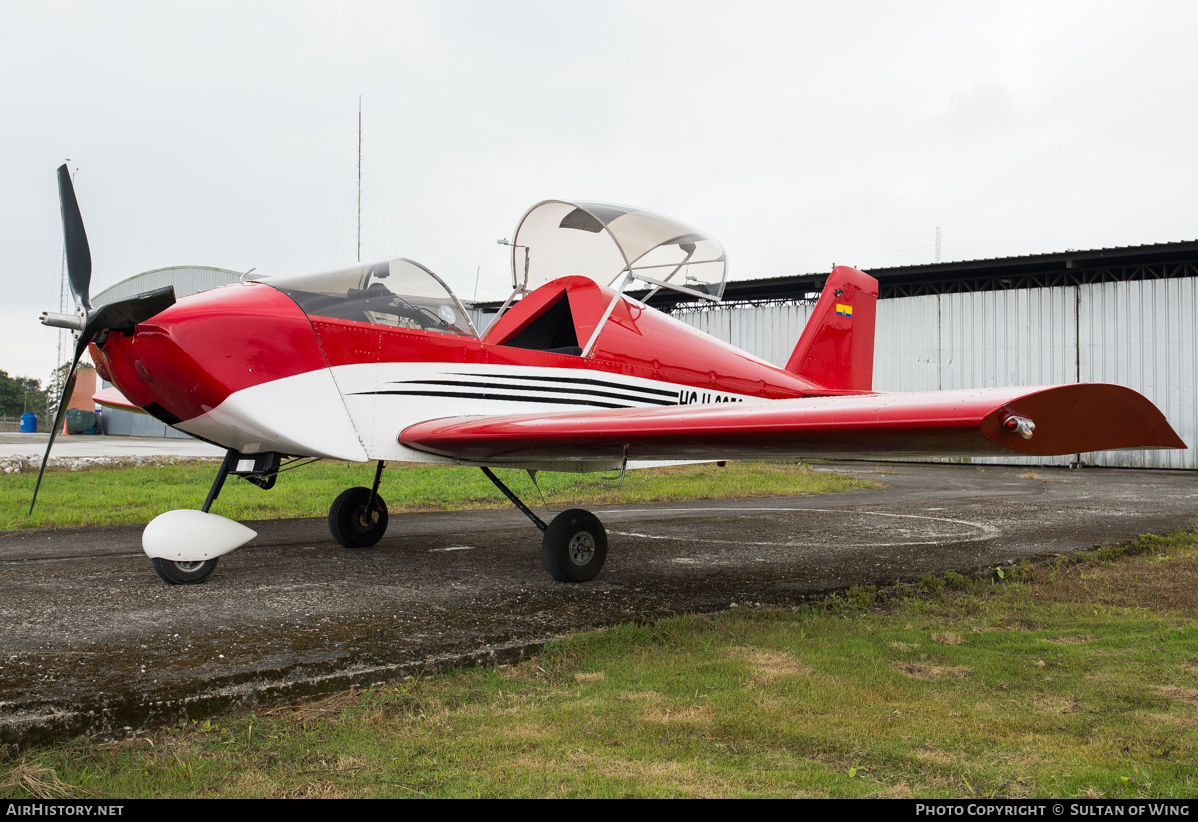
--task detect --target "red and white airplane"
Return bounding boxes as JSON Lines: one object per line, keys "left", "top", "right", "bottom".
{"left": 36, "top": 166, "right": 1185, "bottom": 586}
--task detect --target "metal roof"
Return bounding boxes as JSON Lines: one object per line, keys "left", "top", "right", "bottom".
{"left": 642, "top": 239, "right": 1198, "bottom": 310}
{"left": 91, "top": 266, "right": 244, "bottom": 307}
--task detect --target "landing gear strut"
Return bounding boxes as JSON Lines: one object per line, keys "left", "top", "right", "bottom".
{"left": 329, "top": 461, "right": 389, "bottom": 548}
{"left": 480, "top": 468, "right": 608, "bottom": 583}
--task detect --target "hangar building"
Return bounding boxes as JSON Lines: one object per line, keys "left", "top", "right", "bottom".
{"left": 92, "top": 265, "right": 245, "bottom": 309}
{"left": 642, "top": 241, "right": 1198, "bottom": 470}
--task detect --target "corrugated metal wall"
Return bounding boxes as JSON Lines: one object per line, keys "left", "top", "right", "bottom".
{"left": 1079, "top": 279, "right": 1198, "bottom": 469}
{"left": 676, "top": 280, "right": 1197, "bottom": 469}
{"left": 683, "top": 303, "right": 816, "bottom": 369}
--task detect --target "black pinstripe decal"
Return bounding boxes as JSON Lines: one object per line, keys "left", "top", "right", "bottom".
{"left": 455, "top": 372, "right": 678, "bottom": 398}
{"left": 354, "top": 389, "right": 633, "bottom": 409}
{"left": 386, "top": 379, "right": 675, "bottom": 406}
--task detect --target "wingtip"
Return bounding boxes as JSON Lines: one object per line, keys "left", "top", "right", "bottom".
{"left": 1142, "top": 420, "right": 1187, "bottom": 450}
{"left": 983, "top": 384, "right": 1188, "bottom": 456}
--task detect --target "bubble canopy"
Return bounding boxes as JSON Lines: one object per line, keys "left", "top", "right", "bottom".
{"left": 261, "top": 258, "right": 477, "bottom": 338}
{"left": 510, "top": 201, "right": 727, "bottom": 301}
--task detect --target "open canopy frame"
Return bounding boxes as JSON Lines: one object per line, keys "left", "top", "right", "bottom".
{"left": 510, "top": 200, "right": 727, "bottom": 297}
{"left": 497, "top": 200, "right": 729, "bottom": 355}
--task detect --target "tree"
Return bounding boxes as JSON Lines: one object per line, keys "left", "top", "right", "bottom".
{"left": 44, "top": 362, "right": 94, "bottom": 420}
{"left": 0, "top": 370, "right": 50, "bottom": 425}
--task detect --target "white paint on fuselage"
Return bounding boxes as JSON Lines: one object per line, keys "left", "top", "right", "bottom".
{"left": 178, "top": 360, "right": 759, "bottom": 467}
{"left": 325, "top": 360, "right": 758, "bottom": 465}
{"left": 175, "top": 367, "right": 368, "bottom": 461}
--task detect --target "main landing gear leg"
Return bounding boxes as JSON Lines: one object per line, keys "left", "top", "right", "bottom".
{"left": 480, "top": 467, "right": 608, "bottom": 583}
{"left": 151, "top": 450, "right": 236, "bottom": 586}
{"left": 329, "top": 460, "right": 390, "bottom": 549}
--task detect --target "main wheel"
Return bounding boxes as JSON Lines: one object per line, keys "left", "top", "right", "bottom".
{"left": 328, "top": 486, "right": 389, "bottom": 548}
{"left": 152, "top": 557, "right": 219, "bottom": 585}
{"left": 542, "top": 509, "right": 607, "bottom": 582}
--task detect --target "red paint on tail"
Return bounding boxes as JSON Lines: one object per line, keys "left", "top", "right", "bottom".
{"left": 785, "top": 266, "right": 878, "bottom": 391}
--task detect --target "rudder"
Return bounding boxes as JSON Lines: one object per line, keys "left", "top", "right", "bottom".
{"left": 785, "top": 266, "right": 878, "bottom": 391}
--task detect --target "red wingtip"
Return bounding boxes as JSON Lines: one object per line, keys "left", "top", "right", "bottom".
{"left": 982, "top": 384, "right": 1186, "bottom": 456}
{"left": 1142, "top": 419, "right": 1187, "bottom": 450}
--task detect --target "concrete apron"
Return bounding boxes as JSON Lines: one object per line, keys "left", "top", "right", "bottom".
{"left": 0, "top": 433, "right": 225, "bottom": 460}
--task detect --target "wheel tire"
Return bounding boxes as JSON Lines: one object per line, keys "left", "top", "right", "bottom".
{"left": 152, "top": 557, "right": 219, "bottom": 585}
{"left": 542, "top": 509, "right": 607, "bottom": 583}
{"left": 328, "top": 486, "right": 389, "bottom": 549}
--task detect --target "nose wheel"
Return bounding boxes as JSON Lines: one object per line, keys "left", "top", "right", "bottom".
{"left": 328, "top": 486, "right": 389, "bottom": 548}
{"left": 152, "top": 558, "right": 219, "bottom": 585}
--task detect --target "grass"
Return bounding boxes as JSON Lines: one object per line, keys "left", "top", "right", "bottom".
{"left": 4, "top": 530, "right": 1198, "bottom": 798}
{"left": 0, "top": 460, "right": 878, "bottom": 530}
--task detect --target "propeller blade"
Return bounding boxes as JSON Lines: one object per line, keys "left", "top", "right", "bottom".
{"left": 29, "top": 334, "right": 90, "bottom": 514}
{"left": 29, "top": 284, "right": 177, "bottom": 513}
{"left": 56, "top": 164, "right": 92, "bottom": 312}
{"left": 35, "top": 169, "right": 177, "bottom": 514}
{"left": 89, "top": 286, "right": 176, "bottom": 333}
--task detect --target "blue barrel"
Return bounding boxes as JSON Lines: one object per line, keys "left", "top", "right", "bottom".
{"left": 19, "top": 413, "right": 37, "bottom": 433}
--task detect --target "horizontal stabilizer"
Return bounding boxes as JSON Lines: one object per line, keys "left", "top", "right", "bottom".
{"left": 93, "top": 386, "right": 147, "bottom": 415}
{"left": 399, "top": 383, "right": 1185, "bottom": 463}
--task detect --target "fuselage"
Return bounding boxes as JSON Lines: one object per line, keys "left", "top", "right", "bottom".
{"left": 90, "top": 276, "right": 829, "bottom": 466}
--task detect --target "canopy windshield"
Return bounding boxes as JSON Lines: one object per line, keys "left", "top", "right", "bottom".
{"left": 511, "top": 201, "right": 727, "bottom": 300}
{"left": 262, "top": 258, "right": 476, "bottom": 338}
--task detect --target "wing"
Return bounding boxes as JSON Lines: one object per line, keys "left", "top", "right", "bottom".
{"left": 399, "top": 383, "right": 1185, "bottom": 463}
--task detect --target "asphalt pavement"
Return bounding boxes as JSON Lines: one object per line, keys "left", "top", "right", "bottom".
{"left": 1, "top": 460, "right": 1195, "bottom": 748}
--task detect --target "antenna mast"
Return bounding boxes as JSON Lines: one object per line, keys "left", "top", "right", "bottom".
{"left": 357, "top": 96, "right": 362, "bottom": 263}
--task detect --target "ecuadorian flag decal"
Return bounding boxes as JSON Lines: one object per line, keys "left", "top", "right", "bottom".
{"left": 835, "top": 303, "right": 853, "bottom": 318}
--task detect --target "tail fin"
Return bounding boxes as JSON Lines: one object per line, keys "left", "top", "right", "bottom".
{"left": 785, "top": 266, "right": 878, "bottom": 391}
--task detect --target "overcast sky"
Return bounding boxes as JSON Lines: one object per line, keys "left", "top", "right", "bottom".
{"left": 2, "top": 0, "right": 1195, "bottom": 382}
